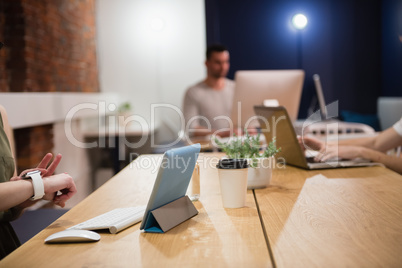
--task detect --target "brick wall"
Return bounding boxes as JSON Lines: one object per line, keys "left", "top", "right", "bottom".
{"left": 0, "top": 0, "right": 9, "bottom": 92}
{"left": 0, "top": 0, "right": 99, "bottom": 173}
{"left": 1, "top": 0, "right": 99, "bottom": 93}
{"left": 14, "top": 124, "right": 54, "bottom": 172}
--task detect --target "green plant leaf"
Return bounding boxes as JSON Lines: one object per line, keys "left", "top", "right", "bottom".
{"left": 214, "top": 130, "right": 281, "bottom": 168}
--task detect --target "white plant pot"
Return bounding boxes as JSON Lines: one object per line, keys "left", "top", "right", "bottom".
{"left": 247, "top": 157, "right": 273, "bottom": 189}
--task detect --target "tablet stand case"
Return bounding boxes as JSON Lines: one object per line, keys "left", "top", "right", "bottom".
{"left": 143, "top": 196, "right": 198, "bottom": 233}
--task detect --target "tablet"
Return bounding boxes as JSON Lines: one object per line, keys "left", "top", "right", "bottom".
{"left": 140, "top": 144, "right": 201, "bottom": 231}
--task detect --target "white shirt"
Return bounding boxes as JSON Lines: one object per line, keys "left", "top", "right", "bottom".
{"left": 392, "top": 117, "right": 402, "bottom": 136}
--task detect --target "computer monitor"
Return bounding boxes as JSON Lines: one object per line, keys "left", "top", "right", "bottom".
{"left": 231, "top": 70, "right": 305, "bottom": 128}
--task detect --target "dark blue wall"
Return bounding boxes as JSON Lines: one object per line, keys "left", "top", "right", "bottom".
{"left": 382, "top": 0, "right": 402, "bottom": 96}
{"left": 205, "top": 0, "right": 400, "bottom": 120}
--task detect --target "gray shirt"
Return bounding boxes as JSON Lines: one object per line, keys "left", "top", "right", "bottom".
{"left": 183, "top": 79, "right": 235, "bottom": 134}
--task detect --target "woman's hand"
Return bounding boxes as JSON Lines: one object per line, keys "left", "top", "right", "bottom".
{"left": 298, "top": 136, "right": 325, "bottom": 151}
{"left": 11, "top": 153, "right": 62, "bottom": 181}
{"left": 10, "top": 153, "right": 65, "bottom": 207}
{"left": 42, "top": 173, "right": 77, "bottom": 208}
{"left": 315, "top": 145, "right": 366, "bottom": 162}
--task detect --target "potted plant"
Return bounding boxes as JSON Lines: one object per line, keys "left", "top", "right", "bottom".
{"left": 214, "top": 131, "right": 281, "bottom": 189}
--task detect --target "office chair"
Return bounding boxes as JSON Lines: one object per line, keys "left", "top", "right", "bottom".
{"left": 377, "top": 97, "right": 402, "bottom": 130}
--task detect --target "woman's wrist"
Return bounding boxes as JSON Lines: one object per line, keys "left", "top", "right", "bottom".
{"left": 13, "top": 179, "right": 37, "bottom": 210}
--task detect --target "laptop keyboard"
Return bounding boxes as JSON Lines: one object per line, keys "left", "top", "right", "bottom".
{"left": 68, "top": 206, "right": 146, "bottom": 234}
{"left": 307, "top": 156, "right": 344, "bottom": 163}
{"left": 306, "top": 157, "right": 318, "bottom": 163}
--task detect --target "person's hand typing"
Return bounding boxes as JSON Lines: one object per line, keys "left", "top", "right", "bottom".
{"left": 315, "top": 145, "right": 365, "bottom": 162}
{"left": 298, "top": 136, "right": 325, "bottom": 152}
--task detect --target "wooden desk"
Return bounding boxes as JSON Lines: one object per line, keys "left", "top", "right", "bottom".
{"left": 0, "top": 153, "right": 271, "bottom": 267}
{"left": 2, "top": 154, "right": 402, "bottom": 267}
{"left": 255, "top": 166, "right": 402, "bottom": 267}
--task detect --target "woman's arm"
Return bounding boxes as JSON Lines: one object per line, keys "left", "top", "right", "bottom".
{"left": 354, "top": 147, "right": 402, "bottom": 174}
{"left": 337, "top": 127, "right": 402, "bottom": 152}
{"left": 0, "top": 180, "right": 34, "bottom": 211}
{"left": 301, "top": 132, "right": 402, "bottom": 174}
{"left": 0, "top": 173, "right": 77, "bottom": 211}
{"left": 317, "top": 145, "right": 402, "bottom": 174}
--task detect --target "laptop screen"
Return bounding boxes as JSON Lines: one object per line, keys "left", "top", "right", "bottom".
{"left": 253, "top": 106, "right": 308, "bottom": 169}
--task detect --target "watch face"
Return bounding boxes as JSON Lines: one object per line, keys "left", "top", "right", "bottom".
{"left": 25, "top": 170, "right": 41, "bottom": 177}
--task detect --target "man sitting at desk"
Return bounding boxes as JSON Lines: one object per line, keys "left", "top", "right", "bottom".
{"left": 182, "top": 44, "right": 235, "bottom": 138}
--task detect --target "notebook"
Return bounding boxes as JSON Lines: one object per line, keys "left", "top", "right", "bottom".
{"left": 253, "top": 106, "right": 381, "bottom": 170}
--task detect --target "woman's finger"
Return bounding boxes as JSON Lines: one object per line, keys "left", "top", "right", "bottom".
{"left": 37, "top": 153, "right": 53, "bottom": 169}
{"left": 45, "top": 154, "right": 62, "bottom": 176}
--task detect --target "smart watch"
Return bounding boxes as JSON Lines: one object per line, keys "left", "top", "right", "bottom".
{"left": 23, "top": 170, "right": 45, "bottom": 201}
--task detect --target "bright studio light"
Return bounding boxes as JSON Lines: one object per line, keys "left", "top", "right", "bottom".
{"left": 292, "top": 13, "right": 308, "bottom": 30}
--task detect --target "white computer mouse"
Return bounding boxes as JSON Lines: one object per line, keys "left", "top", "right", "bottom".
{"left": 45, "top": 229, "right": 101, "bottom": 243}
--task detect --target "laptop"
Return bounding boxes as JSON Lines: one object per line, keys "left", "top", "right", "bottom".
{"left": 140, "top": 143, "right": 201, "bottom": 232}
{"left": 253, "top": 106, "right": 380, "bottom": 169}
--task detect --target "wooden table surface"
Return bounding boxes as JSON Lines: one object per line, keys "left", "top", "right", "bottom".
{"left": 0, "top": 153, "right": 271, "bottom": 268}
{"left": 256, "top": 165, "right": 402, "bottom": 268}
{"left": 1, "top": 153, "right": 401, "bottom": 267}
